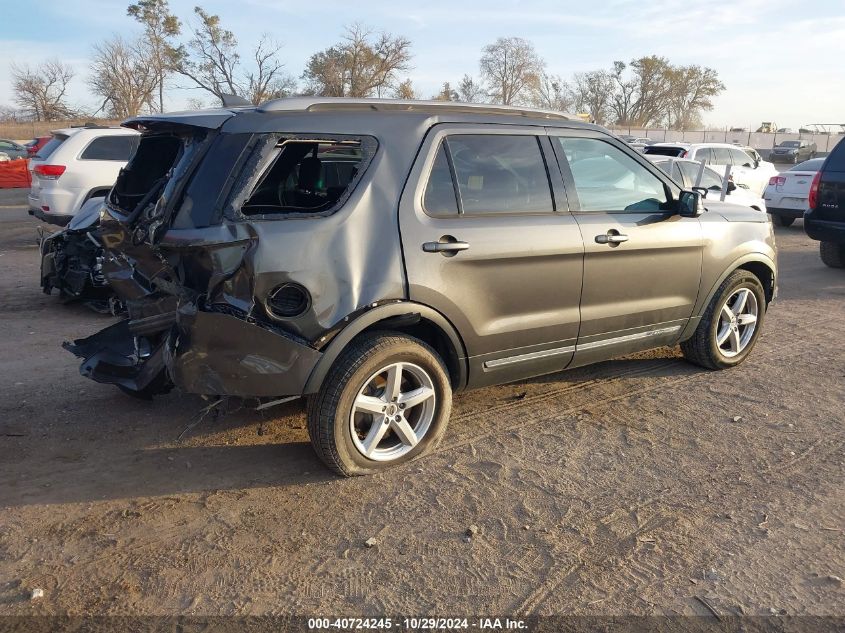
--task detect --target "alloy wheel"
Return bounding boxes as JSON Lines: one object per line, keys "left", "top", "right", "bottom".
{"left": 349, "top": 362, "right": 437, "bottom": 461}
{"left": 715, "top": 288, "right": 758, "bottom": 358}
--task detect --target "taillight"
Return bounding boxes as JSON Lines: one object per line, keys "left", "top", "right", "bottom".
{"left": 808, "top": 171, "right": 821, "bottom": 210}
{"left": 34, "top": 164, "right": 66, "bottom": 180}
{"left": 769, "top": 176, "right": 786, "bottom": 187}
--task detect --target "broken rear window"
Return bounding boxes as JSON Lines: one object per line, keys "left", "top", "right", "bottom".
{"left": 240, "top": 139, "right": 370, "bottom": 216}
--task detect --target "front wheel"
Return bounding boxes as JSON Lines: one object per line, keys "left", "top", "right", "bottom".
{"left": 307, "top": 332, "right": 452, "bottom": 476}
{"left": 681, "top": 270, "right": 766, "bottom": 370}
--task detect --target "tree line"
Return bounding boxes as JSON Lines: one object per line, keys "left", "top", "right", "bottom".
{"left": 4, "top": 0, "right": 724, "bottom": 129}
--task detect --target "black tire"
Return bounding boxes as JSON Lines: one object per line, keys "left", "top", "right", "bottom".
{"left": 820, "top": 241, "right": 845, "bottom": 268}
{"left": 681, "top": 270, "right": 766, "bottom": 370}
{"left": 307, "top": 331, "right": 452, "bottom": 476}
{"left": 773, "top": 214, "right": 795, "bottom": 227}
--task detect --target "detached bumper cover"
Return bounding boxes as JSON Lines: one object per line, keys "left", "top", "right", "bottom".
{"left": 65, "top": 309, "right": 323, "bottom": 398}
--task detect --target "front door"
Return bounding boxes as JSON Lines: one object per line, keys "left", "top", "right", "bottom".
{"left": 399, "top": 126, "right": 585, "bottom": 387}
{"left": 549, "top": 132, "right": 704, "bottom": 367}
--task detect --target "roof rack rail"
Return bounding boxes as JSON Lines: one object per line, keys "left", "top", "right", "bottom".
{"left": 256, "top": 97, "right": 576, "bottom": 121}
{"left": 69, "top": 122, "right": 113, "bottom": 129}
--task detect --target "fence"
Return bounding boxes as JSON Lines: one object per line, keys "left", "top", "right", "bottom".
{"left": 0, "top": 119, "right": 123, "bottom": 141}
{"left": 608, "top": 126, "right": 844, "bottom": 157}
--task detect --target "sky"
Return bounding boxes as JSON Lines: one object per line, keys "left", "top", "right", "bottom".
{"left": 1, "top": 0, "right": 843, "bottom": 129}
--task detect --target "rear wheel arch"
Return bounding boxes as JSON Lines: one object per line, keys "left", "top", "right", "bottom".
{"left": 303, "top": 302, "right": 468, "bottom": 395}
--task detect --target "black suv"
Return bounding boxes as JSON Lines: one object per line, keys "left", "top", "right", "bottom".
{"left": 805, "top": 139, "right": 845, "bottom": 267}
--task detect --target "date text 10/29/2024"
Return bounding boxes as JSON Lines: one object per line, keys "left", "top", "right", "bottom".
{"left": 307, "top": 618, "right": 528, "bottom": 630}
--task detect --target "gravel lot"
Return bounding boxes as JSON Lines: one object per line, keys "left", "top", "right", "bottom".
{"left": 0, "top": 189, "right": 843, "bottom": 618}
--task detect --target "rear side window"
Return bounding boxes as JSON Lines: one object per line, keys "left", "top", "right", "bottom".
{"left": 80, "top": 135, "right": 139, "bottom": 161}
{"left": 241, "top": 139, "right": 366, "bottom": 216}
{"left": 712, "top": 148, "right": 733, "bottom": 165}
{"left": 693, "top": 148, "right": 712, "bottom": 163}
{"left": 423, "top": 143, "right": 459, "bottom": 217}
{"left": 445, "top": 135, "right": 554, "bottom": 215}
{"left": 825, "top": 140, "right": 845, "bottom": 172}
{"left": 35, "top": 134, "right": 67, "bottom": 160}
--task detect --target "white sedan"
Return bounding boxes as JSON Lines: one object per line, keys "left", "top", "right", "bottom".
{"left": 763, "top": 158, "right": 825, "bottom": 227}
{"left": 647, "top": 157, "right": 767, "bottom": 212}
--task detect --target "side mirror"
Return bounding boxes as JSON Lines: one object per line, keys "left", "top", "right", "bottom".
{"left": 678, "top": 190, "right": 704, "bottom": 217}
{"left": 727, "top": 181, "right": 737, "bottom": 193}
{"left": 692, "top": 186, "right": 708, "bottom": 199}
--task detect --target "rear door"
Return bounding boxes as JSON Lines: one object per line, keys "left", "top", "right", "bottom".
{"left": 398, "top": 125, "right": 585, "bottom": 388}
{"left": 549, "top": 131, "right": 703, "bottom": 367}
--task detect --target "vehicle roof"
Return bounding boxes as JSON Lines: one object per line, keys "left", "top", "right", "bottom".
{"left": 123, "top": 97, "right": 602, "bottom": 134}
{"left": 50, "top": 126, "right": 138, "bottom": 138}
{"left": 651, "top": 141, "right": 748, "bottom": 149}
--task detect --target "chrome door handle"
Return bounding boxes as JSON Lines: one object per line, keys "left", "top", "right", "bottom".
{"left": 422, "top": 239, "right": 469, "bottom": 253}
{"left": 595, "top": 232, "right": 629, "bottom": 245}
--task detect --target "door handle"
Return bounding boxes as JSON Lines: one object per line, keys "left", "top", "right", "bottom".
{"left": 422, "top": 237, "right": 470, "bottom": 254}
{"left": 595, "top": 232, "right": 629, "bottom": 245}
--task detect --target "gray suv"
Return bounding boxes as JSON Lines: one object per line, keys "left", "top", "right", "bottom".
{"left": 66, "top": 98, "right": 777, "bottom": 476}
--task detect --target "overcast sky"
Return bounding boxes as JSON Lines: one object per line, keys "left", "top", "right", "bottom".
{"left": 1, "top": 0, "right": 843, "bottom": 129}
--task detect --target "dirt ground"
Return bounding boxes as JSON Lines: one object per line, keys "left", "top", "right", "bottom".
{"left": 0, "top": 189, "right": 843, "bottom": 619}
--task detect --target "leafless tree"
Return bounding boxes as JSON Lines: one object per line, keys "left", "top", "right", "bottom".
{"left": 531, "top": 72, "right": 572, "bottom": 112}
{"left": 610, "top": 56, "right": 674, "bottom": 127}
{"left": 479, "top": 37, "right": 542, "bottom": 105}
{"left": 89, "top": 36, "right": 158, "bottom": 118}
{"left": 431, "top": 82, "right": 459, "bottom": 101}
{"left": 171, "top": 8, "right": 293, "bottom": 105}
{"left": 127, "top": 0, "right": 180, "bottom": 112}
{"left": 457, "top": 75, "right": 487, "bottom": 103}
{"left": 302, "top": 25, "right": 412, "bottom": 98}
{"left": 570, "top": 70, "right": 613, "bottom": 125}
{"left": 10, "top": 59, "right": 76, "bottom": 120}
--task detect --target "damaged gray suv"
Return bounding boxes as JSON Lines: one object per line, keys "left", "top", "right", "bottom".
{"left": 66, "top": 98, "right": 777, "bottom": 476}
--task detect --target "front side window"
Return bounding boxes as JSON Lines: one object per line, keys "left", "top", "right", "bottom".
{"left": 443, "top": 134, "right": 554, "bottom": 215}
{"left": 730, "top": 148, "right": 754, "bottom": 168}
{"left": 556, "top": 136, "right": 670, "bottom": 212}
{"left": 679, "top": 161, "right": 723, "bottom": 190}
{"left": 242, "top": 139, "right": 365, "bottom": 216}
{"left": 80, "top": 135, "right": 140, "bottom": 161}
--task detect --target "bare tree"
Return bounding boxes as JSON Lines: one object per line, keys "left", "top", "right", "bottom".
{"left": 479, "top": 37, "right": 542, "bottom": 105}
{"left": 570, "top": 70, "right": 613, "bottom": 125}
{"left": 457, "top": 75, "right": 487, "bottom": 103}
{"left": 531, "top": 72, "right": 572, "bottom": 112}
{"left": 89, "top": 36, "right": 158, "bottom": 118}
{"left": 10, "top": 59, "right": 76, "bottom": 120}
{"left": 127, "top": 0, "right": 180, "bottom": 112}
{"left": 244, "top": 37, "right": 296, "bottom": 103}
{"left": 610, "top": 56, "right": 674, "bottom": 127}
{"left": 171, "top": 8, "right": 293, "bottom": 105}
{"left": 302, "top": 25, "right": 412, "bottom": 98}
{"left": 431, "top": 82, "right": 459, "bottom": 101}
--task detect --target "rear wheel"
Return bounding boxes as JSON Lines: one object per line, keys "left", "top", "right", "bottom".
{"left": 773, "top": 214, "right": 795, "bottom": 227}
{"left": 681, "top": 270, "right": 765, "bottom": 370}
{"left": 307, "top": 332, "right": 452, "bottom": 476}
{"left": 820, "top": 241, "right": 845, "bottom": 268}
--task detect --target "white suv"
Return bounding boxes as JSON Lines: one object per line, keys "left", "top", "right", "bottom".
{"left": 643, "top": 142, "right": 778, "bottom": 196}
{"left": 28, "top": 126, "right": 139, "bottom": 225}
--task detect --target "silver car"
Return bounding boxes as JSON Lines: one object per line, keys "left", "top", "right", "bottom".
{"left": 66, "top": 98, "right": 777, "bottom": 476}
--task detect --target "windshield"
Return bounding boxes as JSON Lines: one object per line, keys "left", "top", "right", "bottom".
{"left": 643, "top": 146, "right": 685, "bottom": 157}
{"left": 779, "top": 141, "right": 801, "bottom": 148}
{"left": 790, "top": 158, "right": 825, "bottom": 172}
{"left": 35, "top": 134, "right": 67, "bottom": 160}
